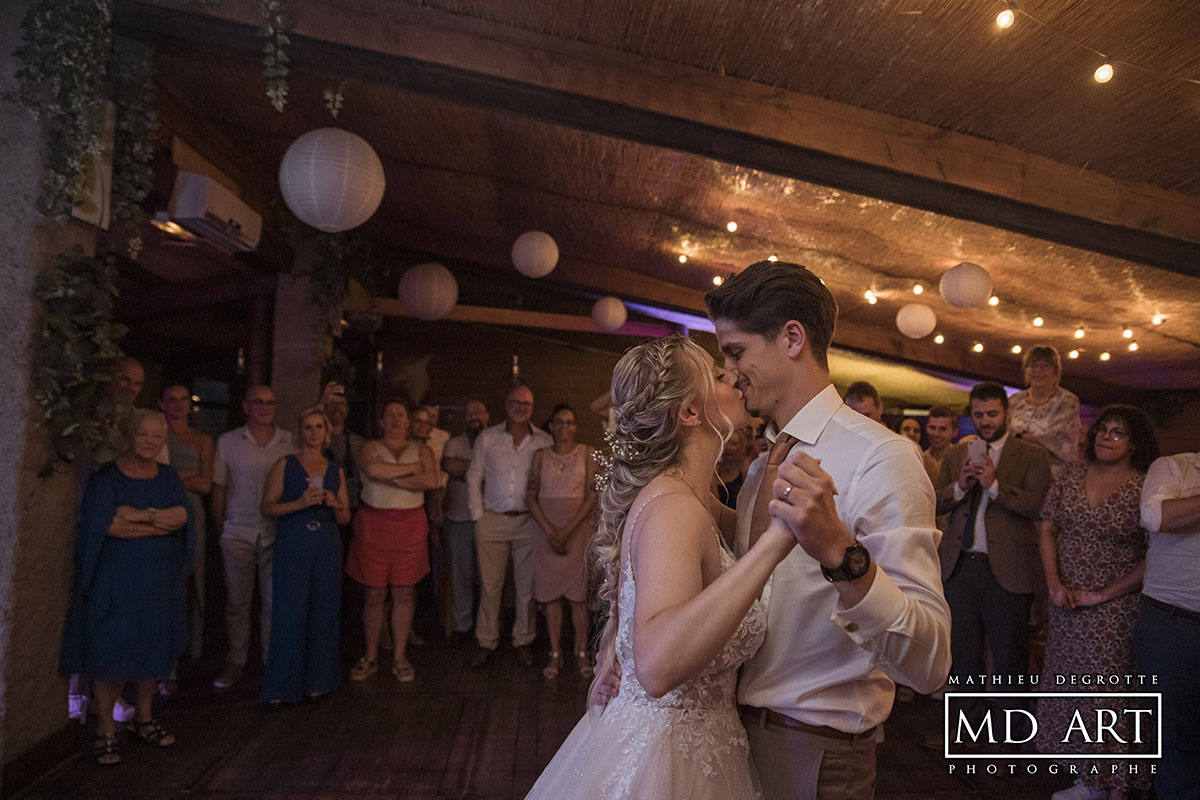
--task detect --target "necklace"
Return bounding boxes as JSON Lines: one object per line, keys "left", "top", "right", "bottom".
{"left": 664, "top": 472, "right": 714, "bottom": 520}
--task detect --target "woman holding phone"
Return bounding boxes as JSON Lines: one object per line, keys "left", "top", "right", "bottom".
{"left": 259, "top": 407, "right": 350, "bottom": 706}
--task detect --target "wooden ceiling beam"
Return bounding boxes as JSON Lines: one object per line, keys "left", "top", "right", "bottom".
{"left": 117, "top": 0, "right": 1200, "bottom": 278}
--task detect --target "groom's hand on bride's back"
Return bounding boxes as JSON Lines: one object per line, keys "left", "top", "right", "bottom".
{"left": 770, "top": 451, "right": 857, "bottom": 570}
{"left": 587, "top": 659, "right": 621, "bottom": 709}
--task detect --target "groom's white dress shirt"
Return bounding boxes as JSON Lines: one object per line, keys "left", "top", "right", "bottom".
{"left": 736, "top": 384, "right": 952, "bottom": 734}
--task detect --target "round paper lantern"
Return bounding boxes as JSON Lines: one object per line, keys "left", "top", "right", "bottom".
{"left": 511, "top": 231, "right": 559, "bottom": 278}
{"left": 398, "top": 262, "right": 458, "bottom": 321}
{"left": 895, "top": 303, "right": 938, "bottom": 339}
{"left": 279, "top": 128, "right": 385, "bottom": 232}
{"left": 939, "top": 262, "right": 993, "bottom": 308}
{"left": 591, "top": 296, "right": 627, "bottom": 332}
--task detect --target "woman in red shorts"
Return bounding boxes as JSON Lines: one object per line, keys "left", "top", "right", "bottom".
{"left": 346, "top": 400, "right": 438, "bottom": 683}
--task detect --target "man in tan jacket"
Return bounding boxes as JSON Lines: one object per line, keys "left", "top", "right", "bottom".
{"left": 934, "top": 382, "right": 1051, "bottom": 723}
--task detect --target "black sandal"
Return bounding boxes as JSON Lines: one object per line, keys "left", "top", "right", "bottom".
{"left": 127, "top": 719, "right": 175, "bottom": 747}
{"left": 93, "top": 733, "right": 121, "bottom": 765}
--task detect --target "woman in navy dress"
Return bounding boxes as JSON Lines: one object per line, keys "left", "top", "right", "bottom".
{"left": 259, "top": 406, "right": 350, "bottom": 705}
{"left": 60, "top": 410, "right": 192, "bottom": 765}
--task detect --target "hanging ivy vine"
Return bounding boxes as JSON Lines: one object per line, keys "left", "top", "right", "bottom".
{"left": 258, "top": 0, "right": 291, "bottom": 112}
{"left": 32, "top": 247, "right": 129, "bottom": 472}
{"left": 107, "top": 37, "right": 159, "bottom": 260}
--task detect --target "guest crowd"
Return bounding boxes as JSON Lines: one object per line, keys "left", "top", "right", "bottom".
{"left": 59, "top": 345, "right": 1199, "bottom": 800}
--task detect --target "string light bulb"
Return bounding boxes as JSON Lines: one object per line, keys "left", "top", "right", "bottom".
{"left": 934, "top": 334, "right": 945, "bottom": 344}
{"left": 972, "top": 342, "right": 984, "bottom": 353}
{"left": 1152, "top": 314, "right": 1164, "bottom": 325}
{"left": 864, "top": 290, "right": 877, "bottom": 305}
{"left": 1128, "top": 341, "right": 1139, "bottom": 352}
{"left": 913, "top": 284, "right": 924, "bottom": 295}
{"left": 678, "top": 254, "right": 688, "bottom": 263}
{"left": 996, "top": 7, "right": 1015, "bottom": 28}
{"left": 988, "top": 296, "right": 1000, "bottom": 307}
{"left": 1100, "top": 351, "right": 1111, "bottom": 361}
{"left": 1032, "top": 316, "right": 1044, "bottom": 327}
{"left": 767, "top": 254, "right": 778, "bottom": 262}
{"left": 726, "top": 221, "right": 738, "bottom": 232}
{"left": 1068, "top": 349, "right": 1080, "bottom": 359}
{"left": 1122, "top": 327, "right": 1133, "bottom": 339}
{"left": 1074, "top": 327, "right": 1086, "bottom": 339}
{"left": 1094, "top": 63, "right": 1114, "bottom": 83}
{"left": 1011, "top": 345, "right": 1022, "bottom": 354}
{"left": 712, "top": 276, "right": 723, "bottom": 286}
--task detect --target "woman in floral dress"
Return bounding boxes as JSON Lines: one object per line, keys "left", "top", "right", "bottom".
{"left": 1036, "top": 405, "right": 1159, "bottom": 800}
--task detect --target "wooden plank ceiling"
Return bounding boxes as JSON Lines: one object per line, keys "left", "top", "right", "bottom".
{"left": 120, "top": 0, "right": 1200, "bottom": 393}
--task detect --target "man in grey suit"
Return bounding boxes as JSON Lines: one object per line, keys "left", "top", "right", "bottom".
{"left": 934, "top": 382, "right": 1052, "bottom": 724}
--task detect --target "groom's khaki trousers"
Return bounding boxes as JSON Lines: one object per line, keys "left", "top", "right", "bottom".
{"left": 743, "top": 711, "right": 876, "bottom": 800}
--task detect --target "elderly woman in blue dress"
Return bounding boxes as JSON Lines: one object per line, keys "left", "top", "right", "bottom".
{"left": 60, "top": 409, "right": 192, "bottom": 765}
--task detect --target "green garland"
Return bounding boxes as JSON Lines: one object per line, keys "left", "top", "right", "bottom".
{"left": 8, "top": 0, "right": 113, "bottom": 219}
{"left": 32, "top": 247, "right": 128, "bottom": 472}
{"left": 259, "top": 0, "right": 291, "bottom": 112}
{"left": 107, "top": 37, "right": 159, "bottom": 260}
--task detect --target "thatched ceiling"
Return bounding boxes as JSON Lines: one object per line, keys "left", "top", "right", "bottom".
{"left": 119, "top": 0, "right": 1200, "bottom": 398}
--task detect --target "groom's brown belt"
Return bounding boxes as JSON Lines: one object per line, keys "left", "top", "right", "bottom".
{"left": 740, "top": 706, "right": 876, "bottom": 742}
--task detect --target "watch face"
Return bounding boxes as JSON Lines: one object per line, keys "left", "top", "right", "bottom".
{"left": 847, "top": 548, "right": 870, "bottom": 577}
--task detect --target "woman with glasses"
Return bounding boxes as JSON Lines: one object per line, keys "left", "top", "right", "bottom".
{"left": 1009, "top": 345, "right": 1082, "bottom": 474}
{"left": 1035, "top": 406, "right": 1159, "bottom": 800}
{"left": 526, "top": 404, "right": 597, "bottom": 679}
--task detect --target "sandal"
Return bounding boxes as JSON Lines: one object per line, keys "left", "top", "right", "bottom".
{"left": 349, "top": 657, "right": 378, "bottom": 681}
{"left": 576, "top": 650, "right": 594, "bottom": 679}
{"left": 542, "top": 651, "right": 563, "bottom": 680}
{"left": 391, "top": 660, "right": 416, "bottom": 683}
{"left": 127, "top": 719, "right": 175, "bottom": 748}
{"left": 93, "top": 733, "right": 121, "bottom": 765}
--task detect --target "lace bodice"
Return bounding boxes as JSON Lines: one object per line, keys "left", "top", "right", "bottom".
{"left": 538, "top": 445, "right": 587, "bottom": 500}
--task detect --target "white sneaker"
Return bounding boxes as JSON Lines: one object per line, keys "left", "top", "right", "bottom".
{"left": 113, "top": 698, "right": 136, "bottom": 722}
{"left": 68, "top": 694, "right": 88, "bottom": 721}
{"left": 1050, "top": 780, "right": 1107, "bottom": 800}
{"left": 213, "top": 663, "right": 243, "bottom": 689}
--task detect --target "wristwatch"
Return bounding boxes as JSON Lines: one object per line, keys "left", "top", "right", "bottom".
{"left": 821, "top": 542, "right": 871, "bottom": 582}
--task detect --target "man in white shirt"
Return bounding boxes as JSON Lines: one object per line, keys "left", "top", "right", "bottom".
{"left": 210, "top": 385, "right": 295, "bottom": 688}
{"left": 1136, "top": 452, "right": 1200, "bottom": 800}
{"left": 465, "top": 385, "right": 552, "bottom": 668}
{"left": 706, "top": 261, "right": 952, "bottom": 800}
{"left": 442, "top": 400, "right": 489, "bottom": 645}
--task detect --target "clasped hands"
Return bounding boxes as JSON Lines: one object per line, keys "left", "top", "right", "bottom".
{"left": 765, "top": 451, "right": 855, "bottom": 570}
{"left": 299, "top": 486, "right": 340, "bottom": 509}
{"left": 1048, "top": 580, "right": 1106, "bottom": 609}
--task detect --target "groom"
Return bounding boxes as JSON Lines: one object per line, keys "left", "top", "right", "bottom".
{"left": 706, "top": 261, "right": 952, "bottom": 800}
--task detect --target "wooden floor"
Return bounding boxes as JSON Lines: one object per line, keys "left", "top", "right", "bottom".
{"left": 19, "top": 638, "right": 1070, "bottom": 800}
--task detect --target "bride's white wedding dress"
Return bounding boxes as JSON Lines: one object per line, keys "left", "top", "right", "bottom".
{"left": 526, "top": 521, "right": 766, "bottom": 799}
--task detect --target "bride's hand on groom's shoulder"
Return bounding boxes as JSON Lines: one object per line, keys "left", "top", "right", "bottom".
{"left": 770, "top": 451, "right": 855, "bottom": 569}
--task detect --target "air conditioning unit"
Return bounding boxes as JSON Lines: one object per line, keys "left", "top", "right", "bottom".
{"left": 168, "top": 172, "right": 262, "bottom": 253}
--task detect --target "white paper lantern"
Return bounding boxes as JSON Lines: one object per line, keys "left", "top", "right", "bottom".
{"left": 279, "top": 128, "right": 385, "bottom": 232}
{"left": 398, "top": 262, "right": 458, "bottom": 321}
{"left": 895, "top": 303, "right": 938, "bottom": 339}
{"left": 939, "top": 262, "right": 993, "bottom": 308}
{"left": 511, "top": 230, "right": 559, "bottom": 278}
{"left": 591, "top": 296, "right": 627, "bottom": 332}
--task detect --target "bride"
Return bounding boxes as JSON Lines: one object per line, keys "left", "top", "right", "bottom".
{"left": 526, "top": 335, "right": 798, "bottom": 799}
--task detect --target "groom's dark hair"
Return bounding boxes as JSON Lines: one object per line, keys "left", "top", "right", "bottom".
{"left": 705, "top": 260, "right": 838, "bottom": 370}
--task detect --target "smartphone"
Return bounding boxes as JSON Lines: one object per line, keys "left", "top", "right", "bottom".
{"left": 966, "top": 439, "right": 988, "bottom": 465}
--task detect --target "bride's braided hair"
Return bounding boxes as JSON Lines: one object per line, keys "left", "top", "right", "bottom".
{"left": 588, "top": 335, "right": 731, "bottom": 699}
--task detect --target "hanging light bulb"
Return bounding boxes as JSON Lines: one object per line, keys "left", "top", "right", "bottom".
{"left": 996, "top": 7, "right": 1015, "bottom": 28}
{"left": 1128, "top": 341, "right": 1139, "bottom": 352}
{"left": 678, "top": 254, "right": 688, "bottom": 263}
{"left": 864, "top": 289, "right": 877, "bottom": 304}
{"left": 1152, "top": 314, "right": 1164, "bottom": 325}
{"left": 973, "top": 342, "right": 984, "bottom": 353}
{"left": 913, "top": 284, "right": 924, "bottom": 295}
{"left": 1100, "top": 351, "right": 1112, "bottom": 361}
{"left": 726, "top": 221, "right": 738, "bottom": 232}
{"left": 1068, "top": 349, "right": 1080, "bottom": 359}
{"left": 1032, "top": 315, "right": 1044, "bottom": 327}
{"left": 1074, "top": 327, "right": 1086, "bottom": 339}
{"left": 767, "top": 254, "right": 778, "bottom": 262}
{"left": 1094, "top": 63, "right": 1114, "bottom": 83}
{"left": 1011, "top": 345, "right": 1022, "bottom": 354}
{"left": 1122, "top": 327, "right": 1133, "bottom": 339}
{"left": 988, "top": 296, "right": 1000, "bottom": 307}
{"left": 934, "top": 334, "right": 945, "bottom": 344}
{"left": 712, "top": 276, "right": 723, "bottom": 286}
